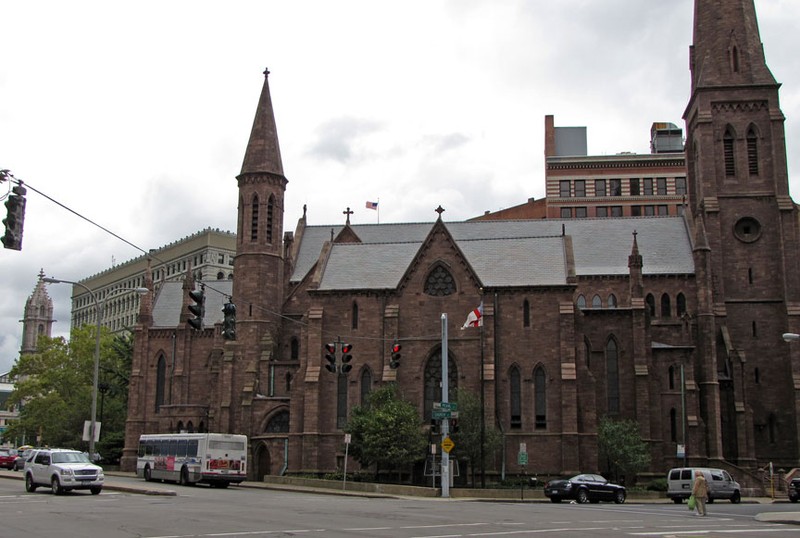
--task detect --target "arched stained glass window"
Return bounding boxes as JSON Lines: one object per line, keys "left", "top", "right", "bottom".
{"left": 424, "top": 265, "right": 456, "bottom": 296}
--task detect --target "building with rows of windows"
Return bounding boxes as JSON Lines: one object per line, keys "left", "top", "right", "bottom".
{"left": 62, "top": 228, "right": 235, "bottom": 333}
{"left": 121, "top": 0, "right": 800, "bottom": 489}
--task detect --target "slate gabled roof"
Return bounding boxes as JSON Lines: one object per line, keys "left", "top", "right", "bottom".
{"left": 293, "top": 216, "right": 695, "bottom": 291}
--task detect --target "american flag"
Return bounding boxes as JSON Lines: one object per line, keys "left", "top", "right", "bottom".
{"left": 366, "top": 201, "right": 378, "bottom": 210}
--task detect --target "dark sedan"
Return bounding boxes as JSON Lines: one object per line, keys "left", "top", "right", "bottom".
{"left": 544, "top": 473, "right": 626, "bottom": 504}
{"left": 789, "top": 478, "right": 800, "bottom": 503}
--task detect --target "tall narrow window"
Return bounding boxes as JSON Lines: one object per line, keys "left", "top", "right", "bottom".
{"left": 646, "top": 293, "right": 656, "bottom": 316}
{"left": 155, "top": 354, "right": 166, "bottom": 412}
{"left": 747, "top": 128, "right": 759, "bottom": 176}
{"left": 534, "top": 366, "right": 547, "bottom": 429}
{"left": 360, "top": 368, "right": 372, "bottom": 406}
{"left": 352, "top": 302, "right": 359, "bottom": 330}
{"left": 656, "top": 177, "right": 667, "bottom": 195}
{"left": 609, "top": 179, "right": 621, "bottom": 196}
{"left": 661, "top": 293, "right": 672, "bottom": 318}
{"left": 670, "top": 408, "right": 677, "bottom": 442}
{"left": 337, "top": 373, "right": 348, "bottom": 429}
{"left": 574, "top": 180, "right": 586, "bottom": 197}
{"left": 607, "top": 294, "right": 617, "bottom": 308}
{"left": 675, "top": 177, "right": 687, "bottom": 195}
{"left": 576, "top": 295, "right": 586, "bottom": 309}
{"left": 510, "top": 366, "right": 521, "bottom": 428}
{"left": 643, "top": 178, "right": 654, "bottom": 196}
{"left": 724, "top": 129, "right": 736, "bottom": 177}
{"left": 592, "top": 294, "right": 602, "bottom": 308}
{"left": 629, "top": 178, "right": 640, "bottom": 196}
{"left": 606, "top": 338, "right": 620, "bottom": 415}
{"left": 676, "top": 293, "right": 686, "bottom": 317}
{"left": 424, "top": 350, "right": 458, "bottom": 420}
{"left": 250, "top": 195, "right": 259, "bottom": 241}
{"left": 523, "top": 299, "right": 530, "bottom": 328}
{"left": 559, "top": 180, "right": 571, "bottom": 197}
{"left": 732, "top": 46, "right": 740, "bottom": 73}
{"left": 266, "top": 195, "right": 275, "bottom": 243}
{"left": 290, "top": 337, "right": 299, "bottom": 360}
{"left": 668, "top": 365, "right": 675, "bottom": 390}
{"left": 584, "top": 339, "right": 591, "bottom": 369}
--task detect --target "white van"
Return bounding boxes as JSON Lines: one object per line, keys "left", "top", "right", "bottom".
{"left": 667, "top": 467, "right": 741, "bottom": 504}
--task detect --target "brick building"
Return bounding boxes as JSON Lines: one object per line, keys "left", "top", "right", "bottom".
{"left": 122, "top": 0, "right": 800, "bottom": 485}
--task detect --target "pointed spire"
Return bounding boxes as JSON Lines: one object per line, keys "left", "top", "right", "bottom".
{"left": 240, "top": 68, "right": 284, "bottom": 176}
{"left": 138, "top": 258, "right": 154, "bottom": 326}
{"left": 628, "top": 231, "right": 643, "bottom": 299}
{"left": 690, "top": 0, "right": 776, "bottom": 91}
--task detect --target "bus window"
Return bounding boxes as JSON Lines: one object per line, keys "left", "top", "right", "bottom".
{"left": 188, "top": 439, "right": 198, "bottom": 458}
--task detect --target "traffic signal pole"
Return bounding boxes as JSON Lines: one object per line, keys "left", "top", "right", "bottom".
{"left": 441, "top": 313, "right": 450, "bottom": 499}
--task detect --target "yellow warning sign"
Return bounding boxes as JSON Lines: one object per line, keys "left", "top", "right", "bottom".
{"left": 441, "top": 436, "right": 455, "bottom": 453}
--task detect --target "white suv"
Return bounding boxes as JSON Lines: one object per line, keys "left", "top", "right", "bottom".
{"left": 24, "top": 448, "right": 104, "bottom": 495}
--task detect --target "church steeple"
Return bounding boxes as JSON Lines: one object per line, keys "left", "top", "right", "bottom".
{"left": 240, "top": 68, "right": 284, "bottom": 177}
{"left": 21, "top": 269, "right": 54, "bottom": 355}
{"left": 689, "top": 0, "right": 776, "bottom": 91}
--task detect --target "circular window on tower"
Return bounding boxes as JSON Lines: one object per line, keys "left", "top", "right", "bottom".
{"left": 733, "top": 217, "right": 762, "bottom": 243}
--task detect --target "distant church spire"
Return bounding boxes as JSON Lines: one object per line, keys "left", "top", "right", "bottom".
{"left": 20, "top": 269, "right": 54, "bottom": 355}
{"left": 240, "top": 68, "right": 284, "bottom": 176}
{"left": 689, "top": 0, "right": 776, "bottom": 91}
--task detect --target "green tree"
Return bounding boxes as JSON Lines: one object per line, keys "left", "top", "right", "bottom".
{"left": 597, "top": 417, "right": 651, "bottom": 485}
{"left": 4, "top": 325, "right": 132, "bottom": 460}
{"left": 450, "top": 388, "right": 502, "bottom": 487}
{"left": 345, "top": 384, "right": 427, "bottom": 482}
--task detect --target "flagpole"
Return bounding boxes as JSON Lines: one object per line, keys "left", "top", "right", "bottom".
{"left": 480, "top": 290, "right": 486, "bottom": 488}
{"left": 377, "top": 197, "right": 380, "bottom": 224}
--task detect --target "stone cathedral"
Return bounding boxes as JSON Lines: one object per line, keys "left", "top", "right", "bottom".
{"left": 121, "top": 0, "right": 800, "bottom": 488}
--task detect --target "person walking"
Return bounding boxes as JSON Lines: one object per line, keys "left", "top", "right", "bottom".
{"left": 692, "top": 471, "right": 708, "bottom": 516}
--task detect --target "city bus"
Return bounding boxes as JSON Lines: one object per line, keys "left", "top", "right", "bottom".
{"left": 136, "top": 433, "right": 248, "bottom": 487}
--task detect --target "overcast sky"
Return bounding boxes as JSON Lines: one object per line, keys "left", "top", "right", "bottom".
{"left": 2, "top": 1, "right": 799, "bottom": 373}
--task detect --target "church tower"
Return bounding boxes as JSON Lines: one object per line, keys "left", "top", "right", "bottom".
{"left": 225, "top": 69, "right": 288, "bottom": 431}
{"left": 684, "top": 0, "right": 800, "bottom": 466}
{"left": 20, "top": 269, "right": 54, "bottom": 355}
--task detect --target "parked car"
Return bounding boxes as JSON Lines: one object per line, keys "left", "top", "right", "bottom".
{"left": 24, "top": 448, "right": 104, "bottom": 495}
{"left": 666, "top": 467, "right": 741, "bottom": 504}
{"left": 0, "top": 448, "right": 17, "bottom": 469}
{"left": 14, "top": 448, "right": 35, "bottom": 471}
{"left": 789, "top": 477, "right": 800, "bottom": 503}
{"left": 544, "top": 473, "right": 626, "bottom": 504}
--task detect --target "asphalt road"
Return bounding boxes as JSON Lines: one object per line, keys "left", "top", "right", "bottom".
{"left": 2, "top": 471, "right": 800, "bottom": 538}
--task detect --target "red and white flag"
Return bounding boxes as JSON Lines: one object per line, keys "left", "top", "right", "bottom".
{"left": 461, "top": 302, "right": 483, "bottom": 329}
{"left": 366, "top": 201, "right": 378, "bottom": 210}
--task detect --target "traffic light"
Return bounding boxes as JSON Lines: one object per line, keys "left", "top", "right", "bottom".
{"left": 340, "top": 343, "right": 353, "bottom": 374}
{"left": 390, "top": 341, "right": 402, "bottom": 369}
{"left": 187, "top": 286, "right": 205, "bottom": 330}
{"left": 1, "top": 184, "right": 27, "bottom": 251}
{"left": 324, "top": 343, "right": 337, "bottom": 373}
{"left": 222, "top": 302, "right": 236, "bottom": 340}
{"left": 430, "top": 418, "right": 439, "bottom": 435}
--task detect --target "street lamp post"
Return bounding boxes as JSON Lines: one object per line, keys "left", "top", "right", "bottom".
{"left": 783, "top": 333, "right": 800, "bottom": 342}
{"left": 43, "top": 277, "right": 147, "bottom": 459}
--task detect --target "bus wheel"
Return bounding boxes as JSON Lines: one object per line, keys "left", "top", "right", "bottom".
{"left": 179, "top": 467, "right": 192, "bottom": 486}
{"left": 144, "top": 466, "right": 152, "bottom": 482}
{"left": 216, "top": 482, "right": 229, "bottom": 489}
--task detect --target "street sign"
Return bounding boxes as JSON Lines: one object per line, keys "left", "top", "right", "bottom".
{"left": 518, "top": 452, "right": 528, "bottom": 466}
{"left": 433, "top": 402, "right": 458, "bottom": 411}
{"left": 432, "top": 410, "right": 459, "bottom": 419}
{"left": 441, "top": 437, "right": 455, "bottom": 453}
